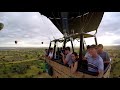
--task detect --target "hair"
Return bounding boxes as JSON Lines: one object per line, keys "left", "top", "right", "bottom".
{"left": 72, "top": 52, "right": 78, "bottom": 57}
{"left": 49, "top": 48, "right": 53, "bottom": 50}
{"left": 87, "top": 45, "right": 91, "bottom": 49}
{"left": 65, "top": 47, "right": 70, "bottom": 51}
{"left": 98, "top": 44, "right": 103, "bottom": 48}
{"left": 90, "top": 45, "right": 97, "bottom": 49}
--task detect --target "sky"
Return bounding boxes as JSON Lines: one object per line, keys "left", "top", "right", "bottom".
{"left": 0, "top": 12, "right": 120, "bottom": 47}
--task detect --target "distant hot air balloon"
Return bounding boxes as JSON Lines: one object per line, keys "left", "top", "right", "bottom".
{"left": 15, "top": 41, "right": 17, "bottom": 44}
{"left": 41, "top": 42, "right": 43, "bottom": 44}
{"left": 0, "top": 23, "right": 4, "bottom": 30}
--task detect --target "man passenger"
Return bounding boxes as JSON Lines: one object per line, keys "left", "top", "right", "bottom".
{"left": 97, "top": 44, "right": 110, "bottom": 68}
{"left": 86, "top": 45, "right": 104, "bottom": 78}
{"left": 61, "top": 47, "right": 72, "bottom": 67}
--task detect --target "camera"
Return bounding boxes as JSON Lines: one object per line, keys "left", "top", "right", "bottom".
{"left": 61, "top": 50, "right": 65, "bottom": 53}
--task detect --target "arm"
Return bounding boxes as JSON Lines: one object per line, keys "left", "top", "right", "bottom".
{"left": 71, "top": 62, "right": 78, "bottom": 73}
{"left": 104, "top": 61, "right": 110, "bottom": 63}
{"left": 97, "top": 58, "right": 104, "bottom": 78}
{"left": 47, "top": 53, "right": 53, "bottom": 60}
{"left": 61, "top": 53, "right": 67, "bottom": 64}
{"left": 48, "top": 56, "right": 53, "bottom": 60}
{"left": 83, "top": 52, "right": 90, "bottom": 60}
{"left": 97, "top": 70, "right": 104, "bottom": 78}
{"left": 104, "top": 52, "right": 110, "bottom": 63}
{"left": 83, "top": 57, "right": 87, "bottom": 60}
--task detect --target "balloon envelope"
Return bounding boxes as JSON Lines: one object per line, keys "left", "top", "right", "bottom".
{"left": 0, "top": 23, "right": 4, "bottom": 30}
{"left": 15, "top": 41, "right": 17, "bottom": 44}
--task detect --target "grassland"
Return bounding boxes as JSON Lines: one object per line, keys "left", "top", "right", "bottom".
{"left": 0, "top": 48, "right": 51, "bottom": 78}
{"left": 104, "top": 46, "right": 120, "bottom": 78}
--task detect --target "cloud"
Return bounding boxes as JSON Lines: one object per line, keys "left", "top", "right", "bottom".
{"left": 96, "top": 12, "right": 120, "bottom": 45}
{"left": 0, "top": 12, "right": 120, "bottom": 47}
{"left": 97, "top": 12, "right": 120, "bottom": 34}
{"left": 0, "top": 12, "right": 63, "bottom": 47}
{"left": 113, "top": 39, "right": 120, "bottom": 45}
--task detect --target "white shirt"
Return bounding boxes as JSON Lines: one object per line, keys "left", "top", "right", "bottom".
{"left": 85, "top": 52, "right": 91, "bottom": 58}
{"left": 48, "top": 52, "right": 53, "bottom": 58}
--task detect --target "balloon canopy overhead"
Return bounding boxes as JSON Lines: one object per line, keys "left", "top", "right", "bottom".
{"left": 40, "top": 12, "right": 104, "bottom": 37}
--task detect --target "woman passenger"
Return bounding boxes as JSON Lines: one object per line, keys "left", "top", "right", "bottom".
{"left": 70, "top": 52, "right": 79, "bottom": 73}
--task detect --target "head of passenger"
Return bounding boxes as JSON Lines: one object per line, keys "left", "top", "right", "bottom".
{"left": 45, "top": 49, "right": 48, "bottom": 54}
{"left": 71, "top": 52, "right": 78, "bottom": 61}
{"left": 89, "top": 45, "right": 98, "bottom": 57}
{"left": 97, "top": 44, "right": 104, "bottom": 53}
{"left": 64, "top": 47, "right": 71, "bottom": 55}
{"left": 49, "top": 48, "right": 53, "bottom": 53}
{"left": 86, "top": 45, "right": 91, "bottom": 52}
{"left": 45, "top": 49, "right": 48, "bottom": 52}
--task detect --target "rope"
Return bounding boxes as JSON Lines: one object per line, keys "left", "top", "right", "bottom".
{"left": 40, "top": 15, "right": 56, "bottom": 40}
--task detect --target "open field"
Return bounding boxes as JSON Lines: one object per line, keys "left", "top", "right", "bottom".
{"left": 104, "top": 46, "right": 120, "bottom": 78}
{"left": 0, "top": 46, "right": 120, "bottom": 78}
{"left": 0, "top": 47, "right": 51, "bottom": 78}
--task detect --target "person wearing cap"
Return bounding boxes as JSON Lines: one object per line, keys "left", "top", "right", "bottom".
{"left": 97, "top": 44, "right": 110, "bottom": 68}
{"left": 61, "top": 47, "right": 72, "bottom": 67}
{"left": 87, "top": 45, "right": 104, "bottom": 78}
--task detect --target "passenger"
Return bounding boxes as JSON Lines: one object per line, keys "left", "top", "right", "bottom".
{"left": 87, "top": 45, "right": 104, "bottom": 78}
{"left": 97, "top": 44, "right": 110, "bottom": 68}
{"left": 61, "top": 47, "right": 72, "bottom": 66}
{"left": 45, "top": 49, "right": 48, "bottom": 57}
{"left": 55, "top": 47, "right": 60, "bottom": 60}
{"left": 60, "top": 47, "right": 63, "bottom": 52}
{"left": 84, "top": 45, "right": 91, "bottom": 60}
{"left": 48, "top": 48, "right": 54, "bottom": 60}
{"left": 70, "top": 52, "right": 79, "bottom": 73}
